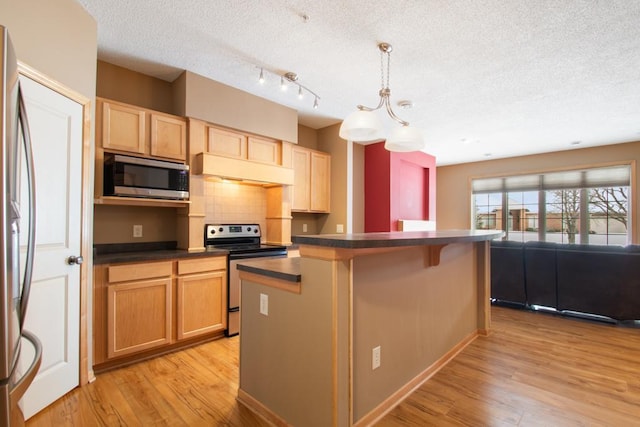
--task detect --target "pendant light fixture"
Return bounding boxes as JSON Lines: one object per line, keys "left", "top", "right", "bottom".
{"left": 339, "top": 43, "right": 425, "bottom": 152}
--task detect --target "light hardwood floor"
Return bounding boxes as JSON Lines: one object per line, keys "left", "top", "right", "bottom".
{"left": 27, "top": 307, "right": 640, "bottom": 426}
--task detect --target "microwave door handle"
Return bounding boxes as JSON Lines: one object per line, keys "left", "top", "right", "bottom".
{"left": 18, "top": 85, "right": 37, "bottom": 327}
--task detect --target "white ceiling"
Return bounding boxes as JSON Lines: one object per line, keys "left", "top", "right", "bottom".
{"left": 75, "top": 0, "right": 640, "bottom": 165}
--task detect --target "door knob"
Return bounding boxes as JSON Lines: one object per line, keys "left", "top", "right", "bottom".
{"left": 67, "top": 255, "right": 84, "bottom": 265}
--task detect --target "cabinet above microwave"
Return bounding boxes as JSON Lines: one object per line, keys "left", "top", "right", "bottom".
{"left": 97, "top": 98, "right": 187, "bottom": 162}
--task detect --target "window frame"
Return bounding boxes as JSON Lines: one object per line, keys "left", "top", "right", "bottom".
{"left": 470, "top": 163, "right": 634, "bottom": 246}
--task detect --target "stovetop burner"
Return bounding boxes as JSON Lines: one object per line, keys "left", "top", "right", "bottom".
{"left": 204, "top": 224, "right": 287, "bottom": 256}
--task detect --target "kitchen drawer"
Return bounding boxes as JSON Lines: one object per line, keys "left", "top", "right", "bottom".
{"left": 108, "top": 261, "right": 173, "bottom": 283}
{"left": 177, "top": 256, "right": 226, "bottom": 275}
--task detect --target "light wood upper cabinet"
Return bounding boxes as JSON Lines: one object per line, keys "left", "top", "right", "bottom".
{"left": 95, "top": 98, "right": 189, "bottom": 207}
{"left": 207, "top": 126, "right": 247, "bottom": 159}
{"left": 206, "top": 125, "right": 281, "bottom": 165}
{"left": 97, "top": 98, "right": 186, "bottom": 162}
{"left": 292, "top": 146, "right": 331, "bottom": 213}
{"left": 247, "top": 135, "right": 281, "bottom": 165}
{"left": 151, "top": 113, "right": 187, "bottom": 161}
{"left": 101, "top": 101, "right": 145, "bottom": 154}
{"left": 292, "top": 148, "right": 311, "bottom": 211}
{"left": 310, "top": 151, "right": 331, "bottom": 212}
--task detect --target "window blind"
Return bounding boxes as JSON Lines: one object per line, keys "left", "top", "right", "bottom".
{"left": 472, "top": 165, "right": 631, "bottom": 193}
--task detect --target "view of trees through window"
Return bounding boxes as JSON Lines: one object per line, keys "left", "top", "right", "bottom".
{"left": 474, "top": 186, "right": 629, "bottom": 246}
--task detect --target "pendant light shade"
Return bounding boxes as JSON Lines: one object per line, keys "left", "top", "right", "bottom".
{"left": 338, "top": 110, "right": 384, "bottom": 142}
{"left": 384, "top": 126, "right": 425, "bottom": 152}
{"left": 340, "top": 43, "right": 426, "bottom": 152}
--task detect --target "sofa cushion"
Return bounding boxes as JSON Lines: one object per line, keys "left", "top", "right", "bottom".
{"left": 491, "top": 241, "right": 526, "bottom": 305}
{"left": 556, "top": 244, "right": 640, "bottom": 320}
{"left": 524, "top": 241, "right": 557, "bottom": 308}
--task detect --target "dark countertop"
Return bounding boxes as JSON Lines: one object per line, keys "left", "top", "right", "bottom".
{"left": 292, "top": 229, "right": 503, "bottom": 249}
{"left": 237, "top": 257, "right": 301, "bottom": 283}
{"left": 93, "top": 241, "right": 228, "bottom": 265}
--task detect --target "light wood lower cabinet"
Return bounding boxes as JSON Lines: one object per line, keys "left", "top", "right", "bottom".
{"left": 94, "top": 256, "right": 227, "bottom": 370}
{"left": 107, "top": 277, "right": 172, "bottom": 358}
{"left": 176, "top": 257, "right": 227, "bottom": 340}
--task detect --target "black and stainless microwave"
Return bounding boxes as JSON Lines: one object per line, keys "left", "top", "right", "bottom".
{"left": 103, "top": 153, "right": 189, "bottom": 200}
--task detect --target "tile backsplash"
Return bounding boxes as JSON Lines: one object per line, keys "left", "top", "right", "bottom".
{"left": 204, "top": 180, "right": 267, "bottom": 237}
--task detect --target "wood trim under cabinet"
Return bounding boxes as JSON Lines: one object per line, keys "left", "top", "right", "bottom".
{"left": 94, "top": 196, "right": 190, "bottom": 208}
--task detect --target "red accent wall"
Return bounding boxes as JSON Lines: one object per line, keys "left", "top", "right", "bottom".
{"left": 364, "top": 142, "right": 436, "bottom": 232}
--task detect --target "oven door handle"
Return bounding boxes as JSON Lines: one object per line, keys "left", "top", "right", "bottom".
{"left": 228, "top": 252, "right": 287, "bottom": 261}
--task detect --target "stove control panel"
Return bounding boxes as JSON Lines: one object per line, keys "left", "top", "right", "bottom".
{"left": 205, "top": 224, "right": 262, "bottom": 239}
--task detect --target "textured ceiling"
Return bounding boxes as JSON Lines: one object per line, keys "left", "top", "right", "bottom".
{"left": 75, "top": 0, "right": 640, "bottom": 165}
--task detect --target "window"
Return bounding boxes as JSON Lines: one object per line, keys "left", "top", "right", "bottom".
{"left": 471, "top": 165, "right": 631, "bottom": 245}
{"left": 473, "top": 192, "right": 502, "bottom": 230}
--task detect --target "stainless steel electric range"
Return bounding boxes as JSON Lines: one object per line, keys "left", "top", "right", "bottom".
{"left": 205, "top": 224, "right": 287, "bottom": 336}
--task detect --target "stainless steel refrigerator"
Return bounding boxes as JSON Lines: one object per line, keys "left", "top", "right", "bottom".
{"left": 0, "top": 25, "right": 42, "bottom": 426}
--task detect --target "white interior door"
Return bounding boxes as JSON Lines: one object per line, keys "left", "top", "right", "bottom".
{"left": 17, "top": 75, "right": 82, "bottom": 419}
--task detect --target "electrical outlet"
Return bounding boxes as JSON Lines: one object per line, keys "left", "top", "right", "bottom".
{"left": 372, "top": 346, "right": 381, "bottom": 370}
{"left": 303, "top": 223, "right": 308, "bottom": 233}
{"left": 336, "top": 224, "right": 344, "bottom": 233}
{"left": 260, "top": 293, "right": 269, "bottom": 316}
{"left": 133, "top": 224, "right": 143, "bottom": 238}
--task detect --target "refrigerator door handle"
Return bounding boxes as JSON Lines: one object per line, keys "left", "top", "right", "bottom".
{"left": 8, "top": 330, "right": 42, "bottom": 406}
{"left": 17, "top": 85, "right": 37, "bottom": 327}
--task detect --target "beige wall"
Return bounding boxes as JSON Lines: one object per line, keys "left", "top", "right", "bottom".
{"left": 93, "top": 205, "right": 178, "bottom": 244}
{"left": 352, "top": 142, "right": 365, "bottom": 233}
{"left": 0, "top": 0, "right": 97, "bottom": 100}
{"left": 352, "top": 243, "right": 478, "bottom": 419}
{"left": 297, "top": 124, "right": 318, "bottom": 150}
{"left": 178, "top": 71, "right": 298, "bottom": 143}
{"left": 240, "top": 257, "right": 350, "bottom": 426}
{"left": 437, "top": 140, "right": 640, "bottom": 243}
{"left": 96, "top": 60, "right": 174, "bottom": 114}
{"left": 240, "top": 241, "right": 486, "bottom": 425}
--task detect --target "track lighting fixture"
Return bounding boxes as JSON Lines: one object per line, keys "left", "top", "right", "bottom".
{"left": 257, "top": 67, "right": 320, "bottom": 109}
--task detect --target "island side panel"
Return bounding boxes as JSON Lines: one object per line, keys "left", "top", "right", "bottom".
{"left": 477, "top": 240, "right": 492, "bottom": 334}
{"left": 239, "top": 257, "right": 351, "bottom": 427}
{"left": 351, "top": 242, "right": 478, "bottom": 421}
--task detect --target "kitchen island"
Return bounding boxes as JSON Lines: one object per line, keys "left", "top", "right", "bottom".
{"left": 237, "top": 230, "right": 502, "bottom": 427}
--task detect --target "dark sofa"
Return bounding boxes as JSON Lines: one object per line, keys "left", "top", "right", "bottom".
{"left": 491, "top": 240, "right": 640, "bottom": 322}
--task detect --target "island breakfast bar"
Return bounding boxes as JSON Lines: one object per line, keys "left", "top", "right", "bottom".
{"left": 237, "top": 230, "right": 502, "bottom": 426}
